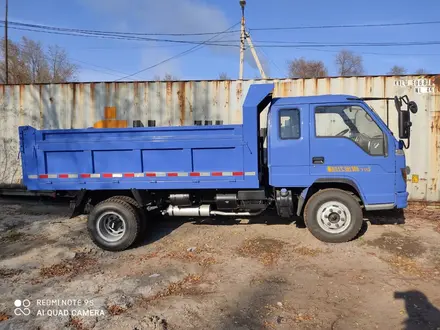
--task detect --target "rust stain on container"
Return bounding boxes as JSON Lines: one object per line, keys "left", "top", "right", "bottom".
{"left": 430, "top": 110, "right": 440, "bottom": 196}
{"left": 19, "top": 84, "right": 25, "bottom": 126}
{"left": 314, "top": 78, "right": 319, "bottom": 95}
{"left": 70, "top": 85, "right": 76, "bottom": 128}
{"left": 432, "top": 75, "right": 440, "bottom": 91}
{"left": 105, "top": 82, "right": 111, "bottom": 106}
{"left": 166, "top": 82, "right": 172, "bottom": 107}
{"left": 326, "top": 78, "right": 331, "bottom": 94}
{"left": 224, "top": 80, "right": 230, "bottom": 111}
{"left": 188, "top": 81, "right": 193, "bottom": 114}
{"left": 39, "top": 85, "right": 43, "bottom": 128}
{"left": 178, "top": 82, "right": 186, "bottom": 126}
{"left": 90, "top": 84, "right": 96, "bottom": 124}
{"left": 282, "top": 82, "right": 288, "bottom": 97}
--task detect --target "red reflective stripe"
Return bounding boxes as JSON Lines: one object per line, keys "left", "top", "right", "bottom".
{"left": 145, "top": 173, "right": 156, "bottom": 177}
{"left": 103, "top": 173, "right": 112, "bottom": 178}
{"left": 80, "top": 173, "right": 91, "bottom": 178}
{"left": 58, "top": 174, "right": 68, "bottom": 178}
{"left": 233, "top": 171, "right": 244, "bottom": 176}
{"left": 124, "top": 173, "right": 134, "bottom": 178}
{"left": 212, "top": 172, "right": 222, "bottom": 176}
{"left": 167, "top": 173, "right": 178, "bottom": 177}
{"left": 39, "top": 174, "right": 48, "bottom": 179}
{"left": 190, "top": 172, "right": 200, "bottom": 177}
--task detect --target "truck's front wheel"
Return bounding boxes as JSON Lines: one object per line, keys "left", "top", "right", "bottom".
{"left": 304, "top": 189, "right": 363, "bottom": 243}
{"left": 87, "top": 199, "right": 141, "bottom": 251}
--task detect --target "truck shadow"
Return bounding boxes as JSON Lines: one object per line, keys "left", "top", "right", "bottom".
{"left": 136, "top": 209, "right": 407, "bottom": 247}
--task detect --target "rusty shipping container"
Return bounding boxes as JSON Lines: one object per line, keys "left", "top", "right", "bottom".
{"left": 0, "top": 76, "right": 438, "bottom": 201}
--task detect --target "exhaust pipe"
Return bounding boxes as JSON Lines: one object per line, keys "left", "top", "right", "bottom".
{"left": 210, "top": 210, "right": 265, "bottom": 217}
{"left": 164, "top": 205, "right": 211, "bottom": 217}
{"left": 163, "top": 205, "right": 265, "bottom": 217}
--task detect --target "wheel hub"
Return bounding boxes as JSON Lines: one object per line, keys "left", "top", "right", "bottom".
{"left": 316, "top": 202, "right": 352, "bottom": 234}
{"left": 96, "top": 212, "right": 126, "bottom": 242}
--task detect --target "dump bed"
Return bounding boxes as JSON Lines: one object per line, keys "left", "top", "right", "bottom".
{"left": 18, "top": 83, "right": 274, "bottom": 192}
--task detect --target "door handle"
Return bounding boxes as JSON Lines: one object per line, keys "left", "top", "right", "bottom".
{"left": 312, "top": 157, "right": 325, "bottom": 164}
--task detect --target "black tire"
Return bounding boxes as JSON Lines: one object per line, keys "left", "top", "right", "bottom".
{"left": 107, "top": 195, "right": 148, "bottom": 236}
{"left": 87, "top": 199, "right": 141, "bottom": 251}
{"left": 304, "top": 188, "right": 363, "bottom": 243}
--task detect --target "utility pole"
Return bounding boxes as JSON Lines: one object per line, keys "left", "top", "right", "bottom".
{"left": 4, "top": 0, "right": 8, "bottom": 84}
{"left": 245, "top": 32, "right": 267, "bottom": 79}
{"left": 239, "top": 0, "right": 246, "bottom": 80}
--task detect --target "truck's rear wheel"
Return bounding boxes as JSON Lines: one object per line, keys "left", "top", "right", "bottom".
{"left": 107, "top": 195, "right": 148, "bottom": 238}
{"left": 87, "top": 199, "right": 141, "bottom": 251}
{"left": 304, "top": 189, "right": 363, "bottom": 243}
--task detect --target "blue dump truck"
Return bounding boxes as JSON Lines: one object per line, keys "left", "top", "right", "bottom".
{"left": 18, "top": 83, "right": 418, "bottom": 251}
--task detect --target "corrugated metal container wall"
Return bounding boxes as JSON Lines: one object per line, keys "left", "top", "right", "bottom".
{"left": 0, "top": 76, "right": 438, "bottom": 201}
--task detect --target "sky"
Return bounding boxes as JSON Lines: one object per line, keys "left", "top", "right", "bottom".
{"left": 1, "top": 0, "right": 439, "bottom": 82}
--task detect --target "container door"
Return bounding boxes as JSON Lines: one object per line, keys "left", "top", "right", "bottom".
{"left": 309, "top": 103, "right": 396, "bottom": 205}
{"left": 268, "top": 104, "right": 310, "bottom": 187}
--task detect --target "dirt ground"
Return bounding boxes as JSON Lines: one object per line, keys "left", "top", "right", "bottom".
{"left": 0, "top": 198, "right": 439, "bottom": 330}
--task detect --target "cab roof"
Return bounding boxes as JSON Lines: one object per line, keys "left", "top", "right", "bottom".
{"left": 272, "top": 94, "right": 364, "bottom": 106}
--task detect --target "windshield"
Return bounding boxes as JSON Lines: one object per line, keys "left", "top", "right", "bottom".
{"left": 315, "top": 104, "right": 388, "bottom": 155}
{"left": 362, "top": 102, "right": 392, "bottom": 134}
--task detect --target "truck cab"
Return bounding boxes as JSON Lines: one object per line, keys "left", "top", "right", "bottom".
{"left": 267, "top": 95, "right": 408, "bottom": 210}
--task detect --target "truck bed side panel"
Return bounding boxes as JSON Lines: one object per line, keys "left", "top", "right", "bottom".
{"left": 19, "top": 125, "right": 260, "bottom": 191}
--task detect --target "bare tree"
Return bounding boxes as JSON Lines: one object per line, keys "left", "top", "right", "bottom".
{"left": 288, "top": 57, "right": 328, "bottom": 78}
{"left": 0, "top": 37, "right": 78, "bottom": 84}
{"left": 48, "top": 45, "right": 78, "bottom": 83}
{"left": 388, "top": 65, "right": 407, "bottom": 75}
{"left": 154, "top": 73, "right": 178, "bottom": 81}
{"left": 415, "top": 68, "right": 428, "bottom": 74}
{"left": 218, "top": 72, "right": 230, "bottom": 80}
{"left": 335, "top": 50, "right": 364, "bottom": 76}
{"left": 21, "top": 37, "right": 51, "bottom": 83}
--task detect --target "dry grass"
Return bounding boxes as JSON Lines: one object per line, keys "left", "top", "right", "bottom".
{"left": 162, "top": 250, "right": 217, "bottom": 267}
{"left": 0, "top": 313, "right": 10, "bottom": 322}
{"left": 3, "top": 230, "right": 26, "bottom": 242}
{"left": 0, "top": 268, "right": 22, "bottom": 278}
{"left": 140, "top": 274, "right": 203, "bottom": 306}
{"left": 106, "top": 305, "right": 126, "bottom": 316}
{"left": 237, "top": 237, "right": 285, "bottom": 266}
{"left": 67, "top": 316, "right": 87, "bottom": 330}
{"left": 293, "top": 246, "right": 323, "bottom": 257}
{"left": 384, "top": 255, "right": 426, "bottom": 277}
{"left": 39, "top": 253, "right": 97, "bottom": 279}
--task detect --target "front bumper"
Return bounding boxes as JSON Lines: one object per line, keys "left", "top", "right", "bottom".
{"left": 396, "top": 191, "right": 409, "bottom": 209}
{"left": 364, "top": 191, "right": 408, "bottom": 211}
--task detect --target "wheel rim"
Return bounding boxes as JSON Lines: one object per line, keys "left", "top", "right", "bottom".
{"left": 96, "top": 211, "right": 126, "bottom": 242}
{"left": 316, "top": 201, "right": 351, "bottom": 234}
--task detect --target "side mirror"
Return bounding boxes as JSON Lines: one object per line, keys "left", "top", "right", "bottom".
{"left": 398, "top": 109, "right": 411, "bottom": 139}
{"left": 408, "top": 101, "right": 418, "bottom": 114}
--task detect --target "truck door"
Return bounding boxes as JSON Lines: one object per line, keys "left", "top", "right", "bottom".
{"left": 309, "top": 103, "right": 395, "bottom": 205}
{"left": 268, "top": 103, "right": 310, "bottom": 187}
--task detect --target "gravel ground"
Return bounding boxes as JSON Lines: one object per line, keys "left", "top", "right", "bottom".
{"left": 0, "top": 197, "right": 439, "bottom": 330}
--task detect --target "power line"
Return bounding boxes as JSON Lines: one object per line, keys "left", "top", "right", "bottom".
{"left": 5, "top": 22, "right": 440, "bottom": 49}
{"left": 114, "top": 22, "right": 240, "bottom": 82}
{"left": 1, "top": 20, "right": 241, "bottom": 37}
{"left": 1, "top": 24, "right": 241, "bottom": 47}
{"left": 3, "top": 19, "right": 438, "bottom": 38}
{"left": 249, "top": 20, "right": 440, "bottom": 31}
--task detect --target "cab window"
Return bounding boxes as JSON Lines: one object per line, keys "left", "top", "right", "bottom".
{"left": 279, "top": 109, "right": 300, "bottom": 139}
{"left": 314, "top": 105, "right": 386, "bottom": 156}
